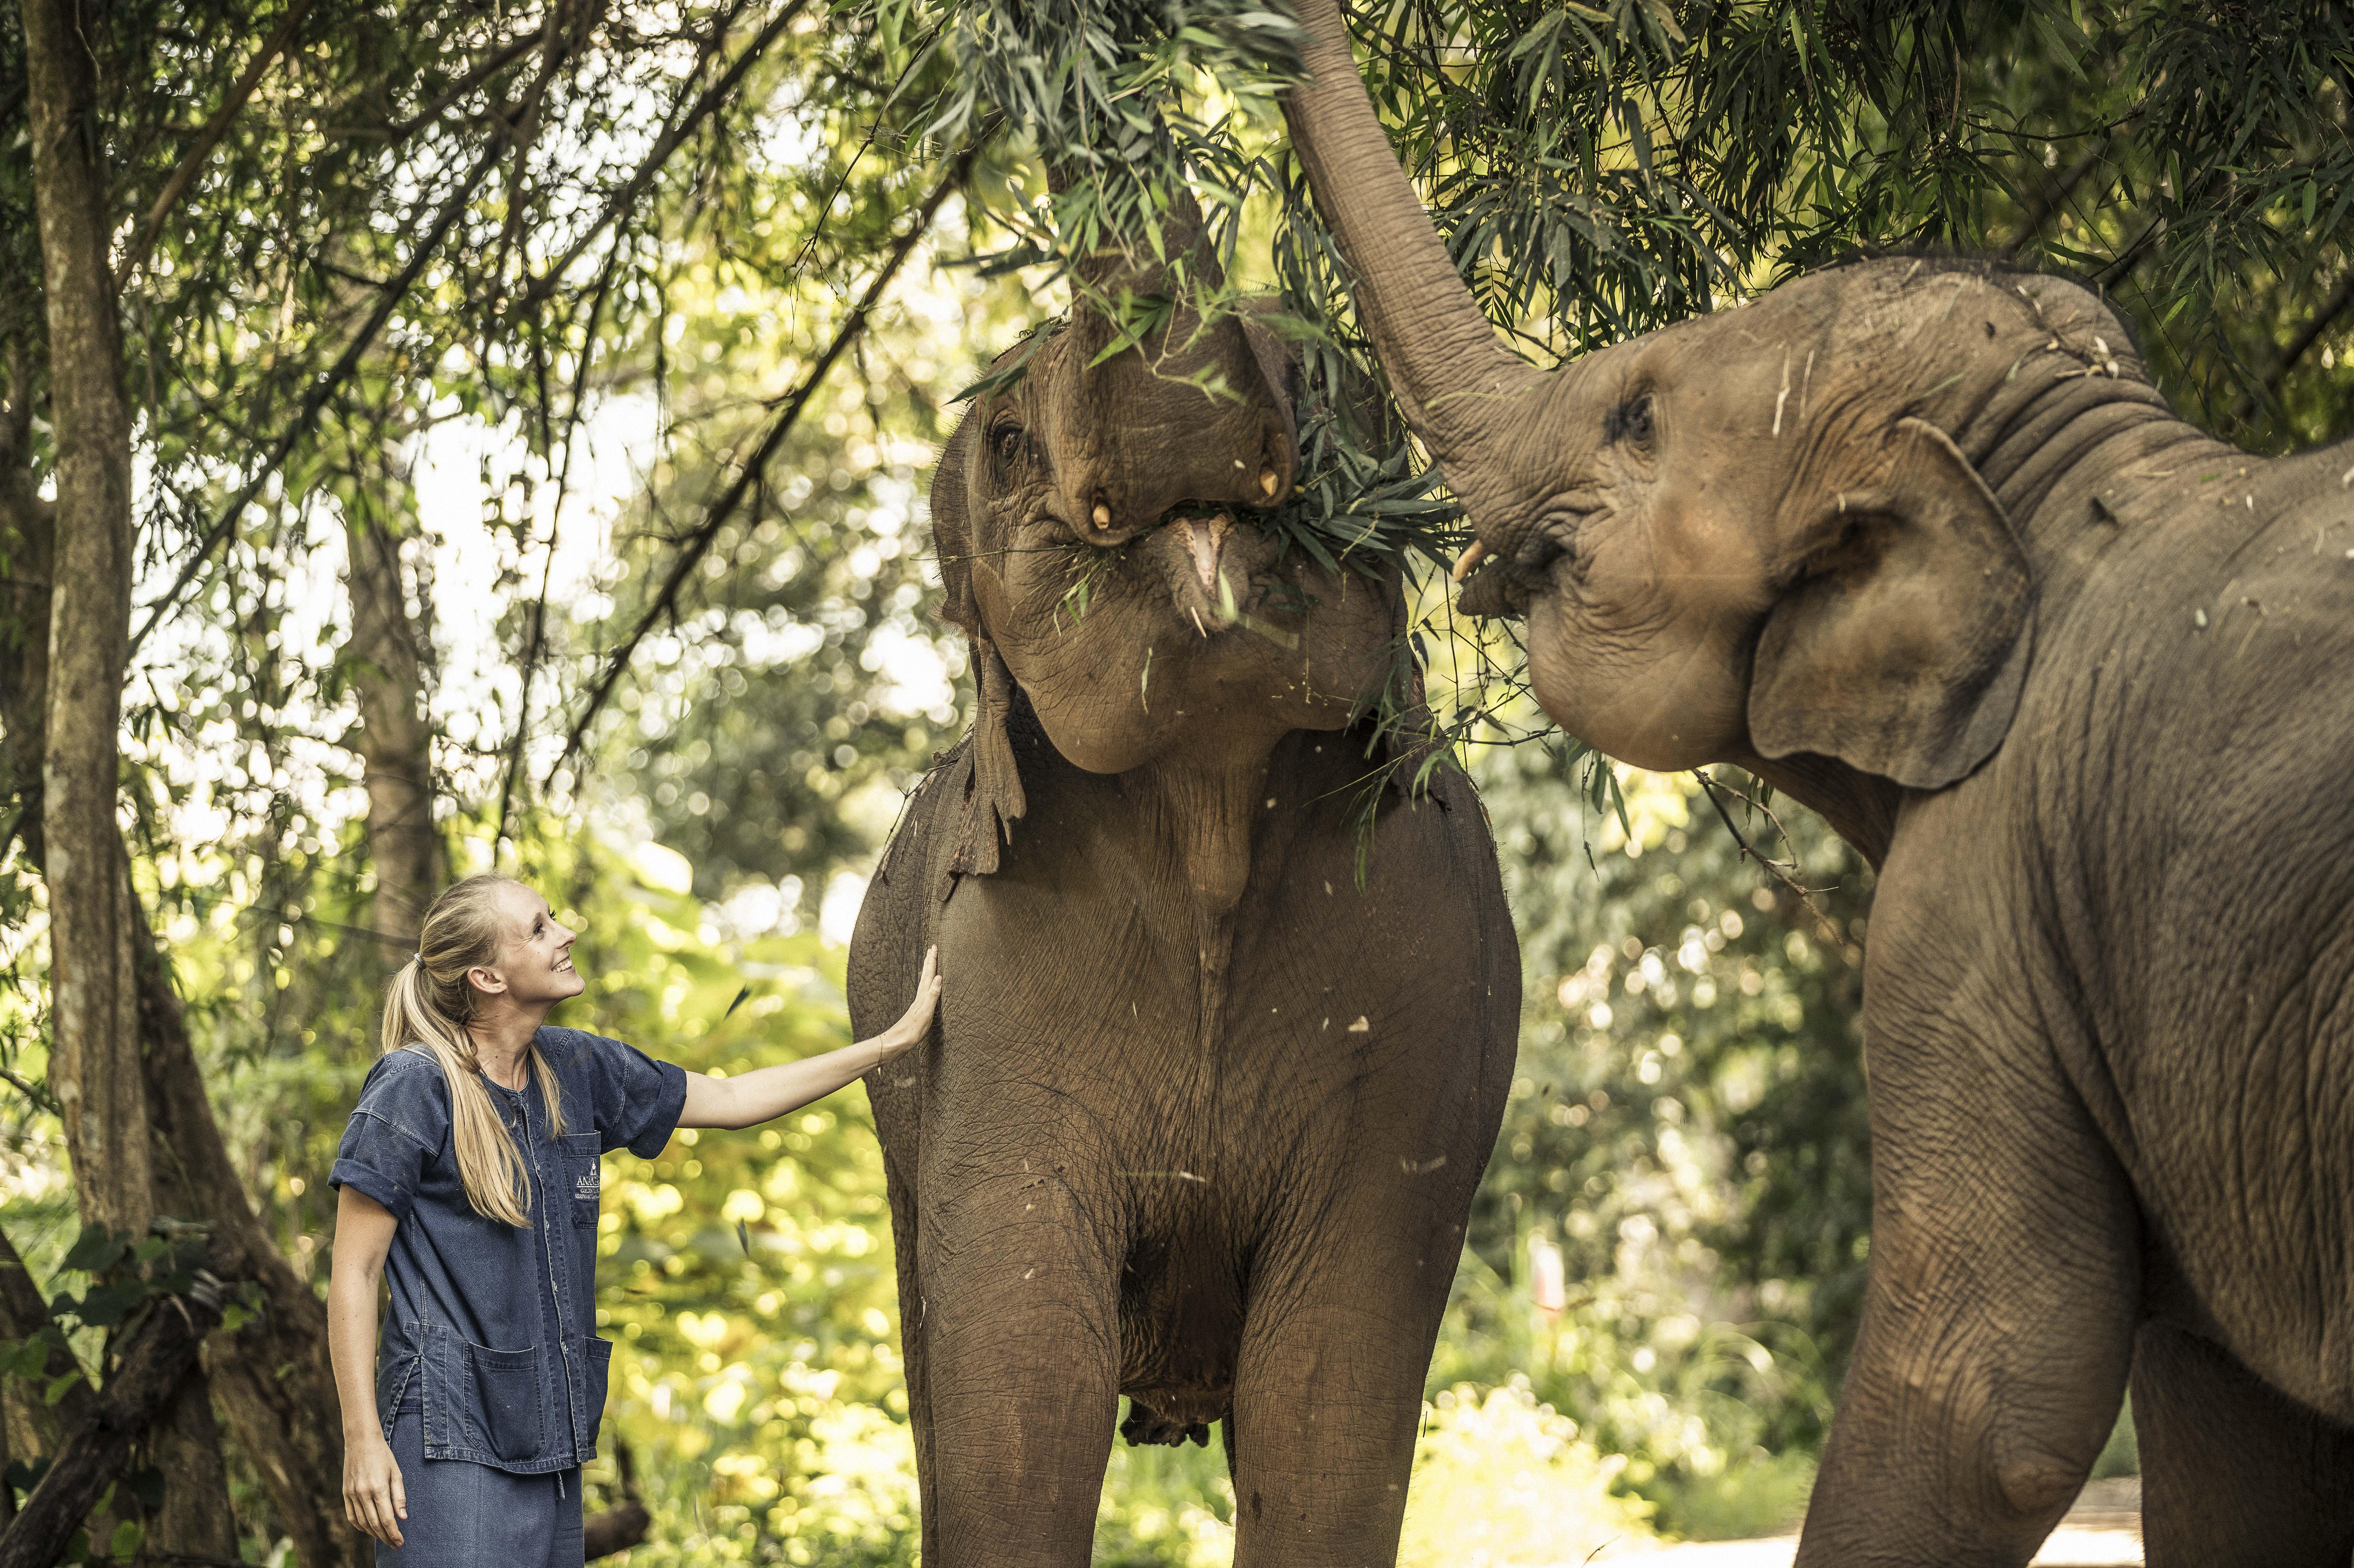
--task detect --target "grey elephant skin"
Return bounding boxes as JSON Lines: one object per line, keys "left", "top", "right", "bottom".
{"left": 844, "top": 212, "right": 1520, "bottom": 1565}
{"left": 1280, "top": 1, "right": 2354, "bottom": 1563}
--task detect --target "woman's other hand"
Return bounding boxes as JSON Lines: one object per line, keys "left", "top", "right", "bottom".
{"left": 867, "top": 946, "right": 942, "bottom": 1069}
{"left": 343, "top": 1427, "right": 407, "bottom": 1546}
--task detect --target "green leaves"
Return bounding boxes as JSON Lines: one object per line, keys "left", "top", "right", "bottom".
{"left": 42, "top": 1226, "right": 203, "bottom": 1333}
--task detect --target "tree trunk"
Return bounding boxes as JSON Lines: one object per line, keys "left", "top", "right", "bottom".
{"left": 22, "top": 0, "right": 149, "bottom": 1244}
{"left": 343, "top": 504, "right": 437, "bottom": 955}
{"left": 136, "top": 906, "right": 373, "bottom": 1568}
{"left": 0, "top": 1223, "right": 97, "bottom": 1440}
{"left": 0, "top": 1248, "right": 235, "bottom": 1568}
{"left": 1278, "top": 0, "right": 1536, "bottom": 466}
{"left": 142, "top": 1380, "right": 238, "bottom": 1558}
{"left": 0, "top": 340, "right": 52, "bottom": 847}
{"left": 0, "top": 357, "right": 365, "bottom": 1568}
{"left": 22, "top": 0, "right": 244, "bottom": 1551}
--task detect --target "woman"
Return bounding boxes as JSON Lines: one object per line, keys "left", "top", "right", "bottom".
{"left": 328, "top": 873, "right": 940, "bottom": 1564}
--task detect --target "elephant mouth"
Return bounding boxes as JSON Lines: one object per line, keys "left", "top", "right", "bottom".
{"left": 1453, "top": 509, "right": 1590, "bottom": 620}
{"left": 1147, "top": 502, "right": 1290, "bottom": 637}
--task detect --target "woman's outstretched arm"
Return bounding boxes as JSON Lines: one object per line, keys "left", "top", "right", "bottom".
{"left": 680, "top": 946, "right": 941, "bottom": 1131}
{"left": 329, "top": 1186, "right": 406, "bottom": 1547}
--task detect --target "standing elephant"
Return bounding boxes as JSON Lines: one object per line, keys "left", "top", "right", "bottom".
{"left": 844, "top": 197, "right": 1519, "bottom": 1566}
{"left": 1281, "top": 3, "right": 2354, "bottom": 1564}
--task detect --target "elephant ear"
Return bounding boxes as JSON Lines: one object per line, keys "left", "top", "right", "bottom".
{"left": 930, "top": 415, "right": 981, "bottom": 635}
{"left": 1748, "top": 418, "right": 2035, "bottom": 791}
{"left": 926, "top": 411, "right": 1028, "bottom": 896}
{"left": 939, "top": 634, "right": 1028, "bottom": 898}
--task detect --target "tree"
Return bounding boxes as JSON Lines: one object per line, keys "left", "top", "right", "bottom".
{"left": 0, "top": 0, "right": 981, "bottom": 1553}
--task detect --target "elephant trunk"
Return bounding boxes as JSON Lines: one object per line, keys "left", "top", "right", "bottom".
{"left": 1040, "top": 161, "right": 1295, "bottom": 546}
{"left": 1280, "top": 0, "right": 1539, "bottom": 472}
{"left": 1046, "top": 159, "right": 1223, "bottom": 301}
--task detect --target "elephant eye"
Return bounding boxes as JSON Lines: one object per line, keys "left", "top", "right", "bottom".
{"left": 990, "top": 422, "right": 1025, "bottom": 465}
{"left": 1604, "top": 394, "right": 1655, "bottom": 449}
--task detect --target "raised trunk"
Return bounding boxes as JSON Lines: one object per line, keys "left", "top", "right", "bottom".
{"left": 1279, "top": 0, "right": 1538, "bottom": 465}
{"left": 344, "top": 506, "right": 437, "bottom": 955}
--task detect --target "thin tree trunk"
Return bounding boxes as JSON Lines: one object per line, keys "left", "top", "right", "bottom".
{"left": 22, "top": 0, "right": 149, "bottom": 1242}
{"left": 22, "top": 1, "right": 240, "bottom": 1551}
{"left": 344, "top": 504, "right": 437, "bottom": 954}
{"left": 0, "top": 359, "right": 366, "bottom": 1568}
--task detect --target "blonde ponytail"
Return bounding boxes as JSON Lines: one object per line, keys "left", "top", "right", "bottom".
{"left": 380, "top": 874, "right": 567, "bottom": 1226}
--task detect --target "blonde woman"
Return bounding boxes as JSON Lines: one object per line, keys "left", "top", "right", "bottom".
{"left": 327, "top": 874, "right": 940, "bottom": 1564}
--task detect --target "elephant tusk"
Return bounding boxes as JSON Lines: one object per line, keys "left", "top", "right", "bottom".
{"left": 1092, "top": 501, "right": 1112, "bottom": 529}
{"left": 1449, "top": 540, "right": 1489, "bottom": 582}
{"left": 1259, "top": 467, "right": 1281, "bottom": 500}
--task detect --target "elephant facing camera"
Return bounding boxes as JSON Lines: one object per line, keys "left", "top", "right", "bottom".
{"left": 845, "top": 181, "right": 1520, "bottom": 1568}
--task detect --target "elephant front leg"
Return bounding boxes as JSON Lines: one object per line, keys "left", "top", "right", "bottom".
{"left": 1795, "top": 1011, "right": 2140, "bottom": 1566}
{"left": 1224, "top": 1206, "right": 1459, "bottom": 1567}
{"left": 915, "top": 1161, "right": 1123, "bottom": 1568}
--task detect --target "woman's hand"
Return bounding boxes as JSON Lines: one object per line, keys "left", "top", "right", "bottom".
{"left": 678, "top": 947, "right": 944, "bottom": 1129}
{"left": 866, "top": 946, "right": 942, "bottom": 1070}
{"left": 342, "top": 1426, "right": 407, "bottom": 1546}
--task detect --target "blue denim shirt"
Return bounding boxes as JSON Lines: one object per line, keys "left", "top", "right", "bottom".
{"left": 330, "top": 1027, "right": 687, "bottom": 1474}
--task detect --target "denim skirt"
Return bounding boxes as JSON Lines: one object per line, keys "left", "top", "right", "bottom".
{"left": 377, "top": 1388, "right": 583, "bottom": 1568}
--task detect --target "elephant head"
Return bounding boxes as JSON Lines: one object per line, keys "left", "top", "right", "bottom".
{"left": 1279, "top": 0, "right": 2177, "bottom": 842}
{"left": 930, "top": 183, "right": 1401, "bottom": 884}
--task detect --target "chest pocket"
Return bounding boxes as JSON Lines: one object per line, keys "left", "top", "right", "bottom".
{"left": 560, "top": 1133, "right": 603, "bottom": 1227}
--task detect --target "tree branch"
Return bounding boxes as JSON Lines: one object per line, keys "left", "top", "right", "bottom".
{"left": 549, "top": 148, "right": 973, "bottom": 781}
{"left": 2005, "top": 132, "right": 2116, "bottom": 257}
{"left": 125, "top": 138, "right": 505, "bottom": 661}
{"left": 1692, "top": 768, "right": 1838, "bottom": 938}
{"left": 314, "top": 22, "right": 552, "bottom": 143}
{"left": 516, "top": 0, "right": 802, "bottom": 312}
{"left": 116, "top": 0, "right": 318, "bottom": 289}
{"left": 0, "top": 1222, "right": 96, "bottom": 1437}
{"left": 2229, "top": 266, "right": 2354, "bottom": 428}
{"left": 0, "top": 1248, "right": 235, "bottom": 1568}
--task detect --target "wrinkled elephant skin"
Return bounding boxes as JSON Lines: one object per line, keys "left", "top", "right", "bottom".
{"left": 845, "top": 241, "right": 1519, "bottom": 1566}
{"left": 1278, "top": 1, "right": 2354, "bottom": 1562}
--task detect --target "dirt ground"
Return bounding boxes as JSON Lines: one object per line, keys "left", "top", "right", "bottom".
{"left": 1600, "top": 1479, "right": 2145, "bottom": 1567}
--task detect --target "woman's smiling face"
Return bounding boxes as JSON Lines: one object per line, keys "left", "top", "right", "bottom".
{"left": 472, "top": 882, "right": 585, "bottom": 1007}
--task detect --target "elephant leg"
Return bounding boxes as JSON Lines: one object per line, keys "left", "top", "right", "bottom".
{"left": 877, "top": 1160, "right": 939, "bottom": 1562}
{"left": 915, "top": 1155, "right": 1122, "bottom": 1568}
{"left": 1225, "top": 1215, "right": 1454, "bottom": 1566}
{"left": 2133, "top": 1320, "right": 2354, "bottom": 1567}
{"left": 1793, "top": 1009, "right": 2140, "bottom": 1566}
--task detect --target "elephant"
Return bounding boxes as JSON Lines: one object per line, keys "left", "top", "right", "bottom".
{"left": 1280, "top": 3, "right": 2354, "bottom": 1564}
{"left": 843, "top": 191, "right": 1520, "bottom": 1566}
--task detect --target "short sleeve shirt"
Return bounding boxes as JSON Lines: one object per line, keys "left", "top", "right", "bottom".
{"left": 330, "top": 1027, "right": 687, "bottom": 1473}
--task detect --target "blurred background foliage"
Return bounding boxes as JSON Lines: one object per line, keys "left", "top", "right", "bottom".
{"left": 0, "top": 0, "right": 2340, "bottom": 1559}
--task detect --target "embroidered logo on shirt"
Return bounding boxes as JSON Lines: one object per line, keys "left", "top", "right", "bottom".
{"left": 575, "top": 1171, "right": 599, "bottom": 1200}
